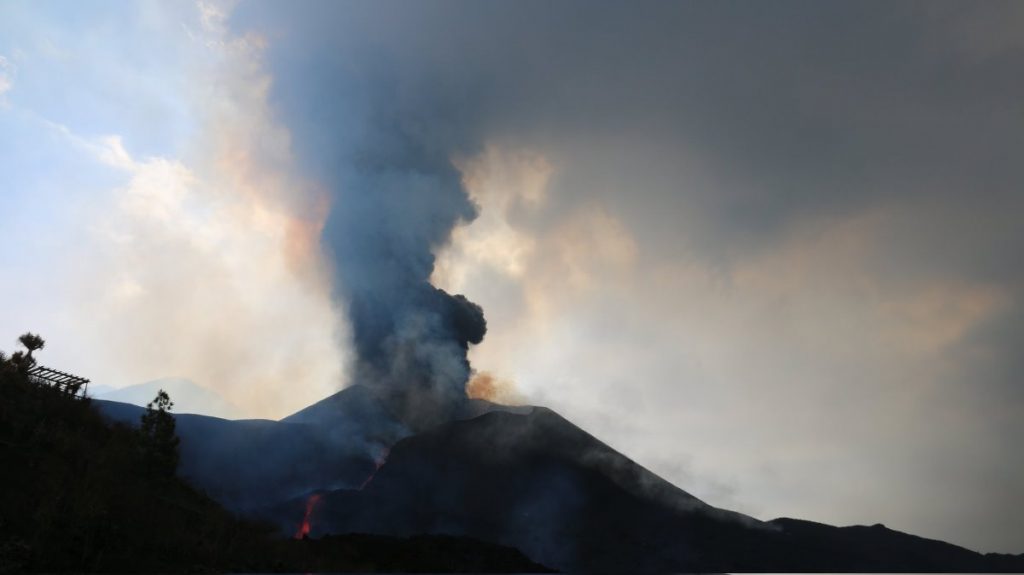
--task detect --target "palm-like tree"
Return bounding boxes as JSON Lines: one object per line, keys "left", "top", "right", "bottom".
{"left": 17, "top": 333, "right": 45, "bottom": 363}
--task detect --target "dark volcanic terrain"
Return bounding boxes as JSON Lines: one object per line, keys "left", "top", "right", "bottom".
{"left": 97, "top": 386, "right": 1024, "bottom": 573}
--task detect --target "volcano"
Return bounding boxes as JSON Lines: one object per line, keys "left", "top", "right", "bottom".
{"left": 97, "top": 387, "right": 1024, "bottom": 573}
{"left": 94, "top": 384, "right": 525, "bottom": 512}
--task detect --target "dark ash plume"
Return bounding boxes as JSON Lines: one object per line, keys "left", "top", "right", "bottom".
{"left": 315, "top": 89, "right": 487, "bottom": 429}
{"left": 231, "top": 2, "right": 499, "bottom": 428}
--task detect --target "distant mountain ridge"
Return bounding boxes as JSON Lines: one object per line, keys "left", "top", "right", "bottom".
{"left": 95, "top": 377, "right": 243, "bottom": 419}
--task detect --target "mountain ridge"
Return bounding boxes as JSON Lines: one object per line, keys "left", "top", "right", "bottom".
{"left": 94, "top": 387, "right": 1024, "bottom": 573}
{"left": 95, "top": 377, "right": 243, "bottom": 419}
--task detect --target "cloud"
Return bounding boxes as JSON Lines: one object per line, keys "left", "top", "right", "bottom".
{"left": 0, "top": 55, "right": 13, "bottom": 99}
{"left": 3, "top": 0, "right": 1022, "bottom": 554}
{"left": 228, "top": 0, "right": 1024, "bottom": 551}
{"left": 436, "top": 146, "right": 1023, "bottom": 550}
{"left": 1, "top": 2, "right": 344, "bottom": 418}
{"left": 78, "top": 5, "right": 342, "bottom": 418}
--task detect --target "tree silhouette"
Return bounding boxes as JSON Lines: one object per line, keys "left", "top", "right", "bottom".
{"left": 139, "top": 390, "right": 180, "bottom": 477}
{"left": 14, "top": 333, "right": 45, "bottom": 373}
{"left": 17, "top": 332, "right": 45, "bottom": 362}
{"left": 9, "top": 351, "right": 30, "bottom": 374}
{"left": 0, "top": 350, "right": 14, "bottom": 378}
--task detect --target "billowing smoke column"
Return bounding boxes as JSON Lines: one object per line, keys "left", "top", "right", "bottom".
{"left": 318, "top": 91, "right": 487, "bottom": 429}
{"left": 233, "top": 4, "right": 502, "bottom": 428}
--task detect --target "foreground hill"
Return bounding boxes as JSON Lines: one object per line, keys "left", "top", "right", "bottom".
{"left": 0, "top": 374, "right": 260, "bottom": 572}
{"left": 0, "top": 372, "right": 548, "bottom": 572}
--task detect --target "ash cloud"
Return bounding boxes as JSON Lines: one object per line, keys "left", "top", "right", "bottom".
{"left": 319, "top": 102, "right": 489, "bottom": 427}
{"left": 228, "top": 0, "right": 1024, "bottom": 551}
{"left": 233, "top": 9, "right": 493, "bottom": 426}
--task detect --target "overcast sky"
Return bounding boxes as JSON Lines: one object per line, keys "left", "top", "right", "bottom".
{"left": 1, "top": 0, "right": 1022, "bottom": 554}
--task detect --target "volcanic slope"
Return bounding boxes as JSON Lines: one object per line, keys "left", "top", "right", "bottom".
{"left": 94, "top": 384, "right": 525, "bottom": 513}
{"left": 98, "top": 388, "right": 1024, "bottom": 573}
{"left": 94, "top": 385, "right": 404, "bottom": 512}
{"left": 303, "top": 407, "right": 1024, "bottom": 573}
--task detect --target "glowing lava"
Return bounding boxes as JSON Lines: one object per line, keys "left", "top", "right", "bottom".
{"left": 292, "top": 448, "right": 389, "bottom": 539}
{"left": 293, "top": 493, "right": 322, "bottom": 539}
{"left": 359, "top": 448, "right": 390, "bottom": 490}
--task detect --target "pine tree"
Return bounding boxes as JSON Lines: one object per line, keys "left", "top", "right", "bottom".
{"left": 139, "top": 390, "right": 180, "bottom": 477}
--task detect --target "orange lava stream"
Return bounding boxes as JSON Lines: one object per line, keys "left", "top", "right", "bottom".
{"left": 293, "top": 492, "right": 322, "bottom": 539}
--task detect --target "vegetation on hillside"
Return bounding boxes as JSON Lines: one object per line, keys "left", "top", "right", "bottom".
{"left": 0, "top": 334, "right": 276, "bottom": 572}
{"left": 0, "top": 333, "right": 549, "bottom": 573}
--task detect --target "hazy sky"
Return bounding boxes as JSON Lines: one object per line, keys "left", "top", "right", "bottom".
{"left": 1, "top": 0, "right": 1022, "bottom": 554}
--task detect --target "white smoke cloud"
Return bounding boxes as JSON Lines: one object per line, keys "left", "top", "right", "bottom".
{"left": 0, "top": 1, "right": 345, "bottom": 418}
{"left": 434, "top": 143, "right": 1019, "bottom": 552}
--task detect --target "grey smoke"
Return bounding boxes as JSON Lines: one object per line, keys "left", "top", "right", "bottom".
{"left": 230, "top": 0, "right": 1024, "bottom": 551}
{"left": 325, "top": 114, "right": 488, "bottom": 426}
{"left": 243, "top": 14, "right": 493, "bottom": 427}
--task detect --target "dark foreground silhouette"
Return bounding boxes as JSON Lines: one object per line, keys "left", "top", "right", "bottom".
{"left": 5, "top": 322, "right": 1022, "bottom": 574}
{"left": 95, "top": 384, "right": 1024, "bottom": 573}
{"left": 0, "top": 365, "right": 547, "bottom": 573}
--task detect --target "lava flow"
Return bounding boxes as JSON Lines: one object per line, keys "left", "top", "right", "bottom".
{"left": 358, "top": 448, "right": 390, "bottom": 490}
{"left": 293, "top": 493, "right": 322, "bottom": 539}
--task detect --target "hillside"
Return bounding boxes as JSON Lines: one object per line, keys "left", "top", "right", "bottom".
{"left": 0, "top": 368, "right": 270, "bottom": 571}
{"left": 301, "top": 407, "right": 1024, "bottom": 573}
{"left": 89, "top": 380, "right": 1024, "bottom": 573}
{"left": 96, "top": 399, "right": 381, "bottom": 512}
{"left": 0, "top": 366, "right": 549, "bottom": 572}
{"left": 94, "top": 384, "right": 529, "bottom": 513}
